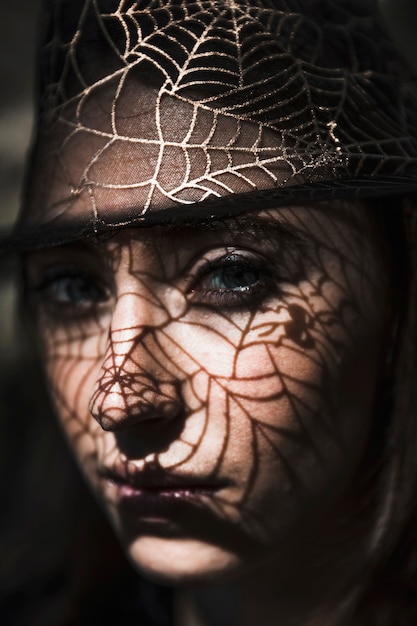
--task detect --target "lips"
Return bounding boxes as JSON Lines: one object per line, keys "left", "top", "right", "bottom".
{"left": 97, "top": 461, "right": 227, "bottom": 522}
{"left": 98, "top": 461, "right": 226, "bottom": 493}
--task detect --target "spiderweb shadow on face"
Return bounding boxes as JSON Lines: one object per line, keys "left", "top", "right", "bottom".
{"left": 28, "top": 202, "right": 389, "bottom": 554}
{"left": 20, "top": 0, "right": 417, "bottom": 245}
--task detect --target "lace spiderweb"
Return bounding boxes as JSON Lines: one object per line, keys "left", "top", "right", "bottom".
{"left": 6, "top": 0, "right": 417, "bottom": 249}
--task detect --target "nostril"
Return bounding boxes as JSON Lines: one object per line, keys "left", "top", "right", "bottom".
{"left": 96, "top": 408, "right": 180, "bottom": 432}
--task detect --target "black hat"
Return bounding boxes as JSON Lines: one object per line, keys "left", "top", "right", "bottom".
{"left": 2, "top": 0, "right": 417, "bottom": 252}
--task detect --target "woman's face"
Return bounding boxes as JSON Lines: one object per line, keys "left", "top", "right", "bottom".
{"left": 25, "top": 80, "right": 390, "bottom": 586}
{"left": 27, "top": 201, "right": 390, "bottom": 584}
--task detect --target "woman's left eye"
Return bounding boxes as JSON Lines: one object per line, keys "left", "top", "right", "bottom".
{"left": 203, "top": 263, "right": 260, "bottom": 291}
{"left": 190, "top": 253, "right": 274, "bottom": 307}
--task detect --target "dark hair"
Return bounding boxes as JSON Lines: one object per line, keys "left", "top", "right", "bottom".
{"left": 350, "top": 198, "right": 417, "bottom": 624}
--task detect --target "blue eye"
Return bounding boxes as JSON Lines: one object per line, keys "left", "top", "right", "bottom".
{"left": 191, "top": 253, "right": 272, "bottom": 307}
{"left": 49, "top": 276, "right": 104, "bottom": 304}
{"left": 35, "top": 268, "right": 107, "bottom": 306}
{"left": 204, "top": 263, "right": 260, "bottom": 292}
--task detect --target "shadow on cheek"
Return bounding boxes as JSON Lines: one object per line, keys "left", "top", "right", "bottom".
{"left": 285, "top": 304, "right": 315, "bottom": 349}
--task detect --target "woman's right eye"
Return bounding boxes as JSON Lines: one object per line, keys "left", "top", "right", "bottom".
{"left": 33, "top": 268, "right": 109, "bottom": 308}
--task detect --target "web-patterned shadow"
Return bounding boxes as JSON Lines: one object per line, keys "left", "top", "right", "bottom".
{"left": 26, "top": 201, "right": 390, "bottom": 555}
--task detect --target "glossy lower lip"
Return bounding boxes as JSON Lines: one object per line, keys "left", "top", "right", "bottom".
{"left": 106, "top": 480, "right": 219, "bottom": 520}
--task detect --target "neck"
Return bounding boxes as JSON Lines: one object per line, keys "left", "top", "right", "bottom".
{"left": 175, "top": 583, "right": 341, "bottom": 626}
{"left": 174, "top": 555, "right": 356, "bottom": 626}
{"left": 172, "top": 508, "right": 367, "bottom": 626}
{"left": 172, "top": 484, "right": 373, "bottom": 626}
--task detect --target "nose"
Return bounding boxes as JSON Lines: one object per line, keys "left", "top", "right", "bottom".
{"left": 88, "top": 291, "right": 182, "bottom": 431}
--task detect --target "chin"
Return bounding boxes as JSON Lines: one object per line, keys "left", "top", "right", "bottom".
{"left": 124, "top": 535, "right": 244, "bottom": 586}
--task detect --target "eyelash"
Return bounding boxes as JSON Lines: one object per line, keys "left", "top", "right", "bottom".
{"left": 32, "top": 266, "right": 109, "bottom": 313}
{"left": 31, "top": 251, "right": 277, "bottom": 317}
{"left": 189, "top": 253, "right": 275, "bottom": 309}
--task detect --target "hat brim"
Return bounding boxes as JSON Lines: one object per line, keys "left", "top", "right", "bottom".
{"left": 2, "top": 175, "right": 417, "bottom": 254}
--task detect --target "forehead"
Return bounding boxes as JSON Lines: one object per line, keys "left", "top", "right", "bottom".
{"left": 26, "top": 78, "right": 290, "bottom": 227}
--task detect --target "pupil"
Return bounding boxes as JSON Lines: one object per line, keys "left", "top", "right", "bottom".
{"left": 221, "top": 265, "right": 259, "bottom": 290}
{"left": 60, "top": 276, "right": 97, "bottom": 302}
{"left": 72, "top": 278, "right": 89, "bottom": 299}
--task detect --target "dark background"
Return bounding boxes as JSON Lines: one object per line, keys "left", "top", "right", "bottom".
{"left": 0, "top": 0, "right": 41, "bottom": 358}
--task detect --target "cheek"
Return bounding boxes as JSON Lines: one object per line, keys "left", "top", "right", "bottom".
{"left": 38, "top": 318, "right": 110, "bottom": 465}
{"left": 161, "top": 294, "right": 378, "bottom": 488}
